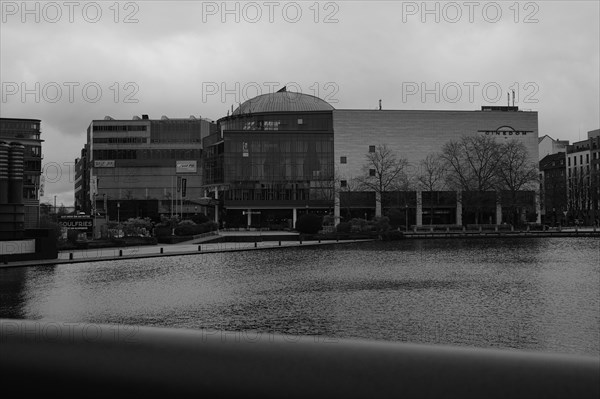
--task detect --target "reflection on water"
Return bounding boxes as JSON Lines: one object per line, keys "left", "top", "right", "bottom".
{"left": 1, "top": 237, "right": 598, "bottom": 356}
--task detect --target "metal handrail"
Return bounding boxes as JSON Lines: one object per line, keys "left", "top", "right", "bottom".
{"left": 1, "top": 319, "right": 598, "bottom": 398}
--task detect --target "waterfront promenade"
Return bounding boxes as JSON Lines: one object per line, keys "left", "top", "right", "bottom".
{"left": 0, "top": 231, "right": 372, "bottom": 268}
{"left": 2, "top": 227, "right": 598, "bottom": 269}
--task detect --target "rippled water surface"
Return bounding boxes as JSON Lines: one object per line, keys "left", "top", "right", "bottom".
{"left": 1, "top": 238, "right": 599, "bottom": 356}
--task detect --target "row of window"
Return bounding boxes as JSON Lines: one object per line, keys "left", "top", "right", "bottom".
{"left": 93, "top": 148, "right": 202, "bottom": 160}
{"left": 225, "top": 186, "right": 333, "bottom": 202}
{"left": 93, "top": 125, "right": 147, "bottom": 132}
{"left": 222, "top": 114, "right": 333, "bottom": 132}
{"left": 93, "top": 137, "right": 147, "bottom": 144}
{"left": 568, "top": 153, "right": 592, "bottom": 167}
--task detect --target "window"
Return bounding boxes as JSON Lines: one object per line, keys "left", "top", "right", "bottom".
{"left": 369, "top": 145, "right": 376, "bottom": 153}
{"left": 586, "top": 154, "right": 589, "bottom": 163}
{"left": 369, "top": 169, "right": 376, "bottom": 177}
{"left": 568, "top": 157, "right": 571, "bottom": 167}
{"left": 340, "top": 180, "right": 347, "bottom": 188}
{"left": 340, "top": 156, "right": 347, "bottom": 164}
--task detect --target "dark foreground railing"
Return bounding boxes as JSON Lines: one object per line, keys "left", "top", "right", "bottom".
{"left": 1, "top": 319, "right": 598, "bottom": 398}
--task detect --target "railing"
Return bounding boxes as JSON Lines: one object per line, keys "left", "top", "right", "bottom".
{"left": 1, "top": 319, "right": 598, "bottom": 398}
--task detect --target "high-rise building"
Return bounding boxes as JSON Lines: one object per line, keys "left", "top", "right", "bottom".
{"left": 0, "top": 118, "right": 43, "bottom": 229}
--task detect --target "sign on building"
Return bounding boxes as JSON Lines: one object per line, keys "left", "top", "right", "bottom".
{"left": 59, "top": 215, "right": 94, "bottom": 234}
{"left": 176, "top": 160, "right": 197, "bottom": 173}
{"left": 242, "top": 142, "right": 249, "bottom": 157}
{"left": 94, "top": 160, "right": 115, "bottom": 168}
{"left": 478, "top": 126, "right": 533, "bottom": 136}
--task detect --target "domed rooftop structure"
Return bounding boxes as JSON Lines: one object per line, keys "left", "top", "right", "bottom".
{"left": 232, "top": 88, "right": 334, "bottom": 115}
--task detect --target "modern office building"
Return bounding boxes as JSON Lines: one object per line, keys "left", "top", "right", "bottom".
{"left": 0, "top": 118, "right": 43, "bottom": 229}
{"left": 204, "top": 90, "right": 540, "bottom": 228}
{"left": 566, "top": 129, "right": 600, "bottom": 224}
{"left": 204, "top": 89, "right": 335, "bottom": 228}
{"left": 79, "top": 115, "right": 217, "bottom": 222}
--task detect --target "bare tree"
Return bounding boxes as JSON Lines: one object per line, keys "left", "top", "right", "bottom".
{"left": 496, "top": 140, "right": 538, "bottom": 225}
{"left": 357, "top": 144, "right": 409, "bottom": 217}
{"left": 417, "top": 153, "right": 447, "bottom": 225}
{"left": 441, "top": 135, "right": 501, "bottom": 224}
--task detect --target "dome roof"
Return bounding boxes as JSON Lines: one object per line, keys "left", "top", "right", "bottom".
{"left": 232, "top": 91, "right": 334, "bottom": 115}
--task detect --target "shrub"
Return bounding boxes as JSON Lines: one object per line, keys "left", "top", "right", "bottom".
{"left": 336, "top": 222, "right": 352, "bottom": 233}
{"left": 386, "top": 209, "right": 404, "bottom": 228}
{"left": 178, "top": 219, "right": 196, "bottom": 227}
{"left": 67, "top": 229, "right": 80, "bottom": 243}
{"left": 174, "top": 224, "right": 196, "bottom": 236}
{"left": 372, "top": 216, "right": 391, "bottom": 232}
{"left": 191, "top": 213, "right": 209, "bottom": 224}
{"left": 349, "top": 218, "right": 368, "bottom": 232}
{"left": 154, "top": 225, "right": 172, "bottom": 237}
{"left": 295, "top": 213, "right": 322, "bottom": 234}
{"left": 122, "top": 217, "right": 153, "bottom": 237}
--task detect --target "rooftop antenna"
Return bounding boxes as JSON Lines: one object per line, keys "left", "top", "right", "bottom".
{"left": 379, "top": 99, "right": 382, "bottom": 110}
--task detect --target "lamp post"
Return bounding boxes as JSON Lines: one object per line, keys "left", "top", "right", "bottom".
{"left": 117, "top": 202, "right": 120, "bottom": 224}
{"left": 405, "top": 203, "right": 408, "bottom": 232}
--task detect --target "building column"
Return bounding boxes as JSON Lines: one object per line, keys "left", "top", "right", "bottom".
{"left": 375, "top": 191, "right": 382, "bottom": 217}
{"left": 247, "top": 208, "right": 251, "bottom": 227}
{"left": 292, "top": 208, "right": 297, "bottom": 229}
{"left": 214, "top": 187, "right": 219, "bottom": 225}
{"left": 535, "top": 189, "right": 542, "bottom": 224}
{"left": 416, "top": 190, "right": 423, "bottom": 226}
{"left": 334, "top": 191, "right": 340, "bottom": 226}
{"left": 456, "top": 190, "right": 462, "bottom": 225}
{"left": 496, "top": 191, "right": 502, "bottom": 225}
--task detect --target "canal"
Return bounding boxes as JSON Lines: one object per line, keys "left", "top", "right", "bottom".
{"left": 1, "top": 237, "right": 598, "bottom": 356}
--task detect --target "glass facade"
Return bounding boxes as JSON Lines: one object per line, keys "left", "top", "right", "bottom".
{"left": 206, "top": 111, "right": 334, "bottom": 209}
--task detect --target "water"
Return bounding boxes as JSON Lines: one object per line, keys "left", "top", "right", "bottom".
{"left": 1, "top": 238, "right": 598, "bottom": 356}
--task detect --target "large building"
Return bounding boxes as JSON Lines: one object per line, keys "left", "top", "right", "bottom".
{"left": 0, "top": 118, "right": 43, "bottom": 228}
{"left": 204, "top": 90, "right": 335, "bottom": 228}
{"left": 566, "top": 129, "right": 600, "bottom": 224}
{"left": 203, "top": 91, "right": 540, "bottom": 228}
{"left": 79, "top": 115, "right": 216, "bottom": 222}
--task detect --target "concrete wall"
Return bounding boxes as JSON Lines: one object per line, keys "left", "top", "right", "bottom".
{"left": 333, "top": 109, "right": 539, "bottom": 182}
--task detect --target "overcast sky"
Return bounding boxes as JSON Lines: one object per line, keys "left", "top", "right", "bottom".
{"left": 1, "top": 0, "right": 598, "bottom": 206}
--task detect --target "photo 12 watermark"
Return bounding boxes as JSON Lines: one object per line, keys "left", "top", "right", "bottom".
{"left": 401, "top": 1, "right": 539, "bottom": 23}
{"left": 1, "top": 1, "right": 140, "bottom": 23}
{"left": 0, "top": 320, "right": 140, "bottom": 344}
{"left": 201, "top": 81, "right": 340, "bottom": 105}
{"left": 400, "top": 81, "right": 539, "bottom": 104}
{"left": 1, "top": 81, "right": 140, "bottom": 104}
{"left": 201, "top": 1, "right": 339, "bottom": 23}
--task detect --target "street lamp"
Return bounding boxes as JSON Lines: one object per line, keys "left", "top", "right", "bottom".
{"left": 405, "top": 203, "right": 408, "bottom": 232}
{"left": 117, "top": 202, "right": 120, "bottom": 224}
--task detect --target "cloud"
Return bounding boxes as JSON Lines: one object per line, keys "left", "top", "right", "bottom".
{"left": 2, "top": 0, "right": 598, "bottom": 206}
